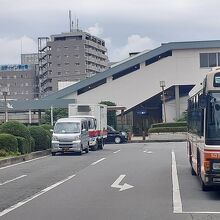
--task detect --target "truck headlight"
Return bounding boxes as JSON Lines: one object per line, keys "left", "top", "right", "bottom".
{"left": 73, "top": 136, "right": 80, "bottom": 141}
{"left": 52, "top": 136, "right": 59, "bottom": 141}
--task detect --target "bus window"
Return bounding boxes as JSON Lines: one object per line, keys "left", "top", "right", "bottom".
{"left": 206, "top": 93, "right": 220, "bottom": 141}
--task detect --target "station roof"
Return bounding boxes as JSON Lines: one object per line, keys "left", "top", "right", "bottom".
{"left": 42, "top": 40, "right": 220, "bottom": 100}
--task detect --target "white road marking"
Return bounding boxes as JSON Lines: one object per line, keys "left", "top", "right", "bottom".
{"left": 172, "top": 151, "right": 183, "bottom": 213}
{"left": 0, "top": 175, "right": 27, "bottom": 186}
{"left": 143, "top": 150, "right": 153, "bottom": 154}
{"left": 91, "top": 158, "right": 106, "bottom": 165}
{"left": 111, "top": 174, "right": 134, "bottom": 192}
{"left": 113, "top": 150, "right": 121, "bottom": 154}
{"left": 0, "top": 156, "right": 49, "bottom": 170}
{"left": 0, "top": 174, "right": 76, "bottom": 217}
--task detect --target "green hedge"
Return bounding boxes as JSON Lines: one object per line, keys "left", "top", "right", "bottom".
{"left": 151, "top": 122, "right": 187, "bottom": 128}
{"left": 16, "top": 137, "right": 31, "bottom": 154}
{"left": 148, "top": 127, "right": 187, "bottom": 133}
{"left": 40, "top": 124, "right": 53, "bottom": 131}
{"left": 0, "top": 121, "right": 31, "bottom": 140}
{"left": 28, "top": 126, "right": 50, "bottom": 151}
{"left": 30, "top": 136, "right": 35, "bottom": 152}
{"left": 0, "top": 133, "right": 18, "bottom": 152}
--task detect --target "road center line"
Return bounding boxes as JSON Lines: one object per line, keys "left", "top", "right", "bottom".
{"left": 171, "top": 151, "right": 183, "bottom": 213}
{"left": 0, "top": 174, "right": 76, "bottom": 217}
{"left": 0, "top": 175, "right": 27, "bottom": 186}
{"left": 0, "top": 156, "right": 49, "bottom": 170}
{"left": 91, "top": 158, "right": 106, "bottom": 165}
{"left": 113, "top": 150, "right": 121, "bottom": 154}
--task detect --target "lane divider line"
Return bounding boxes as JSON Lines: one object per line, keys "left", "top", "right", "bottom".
{"left": 0, "top": 156, "right": 49, "bottom": 170}
{"left": 0, "top": 174, "right": 76, "bottom": 217}
{"left": 0, "top": 175, "right": 27, "bottom": 186}
{"left": 113, "top": 150, "right": 121, "bottom": 154}
{"left": 172, "top": 151, "right": 183, "bottom": 213}
{"left": 91, "top": 158, "right": 106, "bottom": 165}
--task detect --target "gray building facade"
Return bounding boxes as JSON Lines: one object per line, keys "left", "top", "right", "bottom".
{"left": 38, "top": 30, "right": 109, "bottom": 97}
{"left": 0, "top": 64, "right": 38, "bottom": 101}
{"left": 21, "top": 53, "right": 38, "bottom": 65}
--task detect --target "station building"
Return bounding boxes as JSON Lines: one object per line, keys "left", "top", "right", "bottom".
{"left": 7, "top": 40, "right": 220, "bottom": 134}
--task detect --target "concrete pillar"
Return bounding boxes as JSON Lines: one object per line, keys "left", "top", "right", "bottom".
{"left": 28, "top": 109, "right": 32, "bottom": 124}
{"left": 175, "top": 85, "right": 180, "bottom": 120}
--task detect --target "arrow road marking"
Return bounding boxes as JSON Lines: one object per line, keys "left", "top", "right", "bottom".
{"left": 111, "top": 175, "right": 134, "bottom": 191}
{"left": 0, "top": 175, "right": 27, "bottom": 186}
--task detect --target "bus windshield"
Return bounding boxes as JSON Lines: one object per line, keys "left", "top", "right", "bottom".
{"left": 206, "top": 93, "right": 220, "bottom": 143}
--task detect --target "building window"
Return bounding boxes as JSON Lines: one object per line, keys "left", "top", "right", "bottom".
{"left": 58, "top": 72, "right": 61, "bottom": 75}
{"left": 75, "top": 62, "right": 80, "bottom": 66}
{"left": 57, "top": 64, "right": 61, "bottom": 67}
{"left": 75, "top": 54, "right": 80, "bottom": 58}
{"left": 200, "top": 53, "right": 218, "bottom": 68}
{"left": 74, "top": 46, "right": 79, "bottom": 50}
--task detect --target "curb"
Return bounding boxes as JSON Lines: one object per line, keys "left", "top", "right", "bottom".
{"left": 0, "top": 149, "right": 51, "bottom": 168}
{"left": 128, "top": 139, "right": 187, "bottom": 143}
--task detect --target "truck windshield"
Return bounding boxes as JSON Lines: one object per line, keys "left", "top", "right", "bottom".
{"left": 206, "top": 93, "right": 220, "bottom": 144}
{"left": 54, "top": 122, "right": 80, "bottom": 134}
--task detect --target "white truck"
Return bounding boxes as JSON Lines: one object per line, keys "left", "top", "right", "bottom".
{"left": 68, "top": 104, "right": 107, "bottom": 150}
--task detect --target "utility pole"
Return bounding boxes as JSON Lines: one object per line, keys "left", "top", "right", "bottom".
{"left": 2, "top": 87, "right": 9, "bottom": 122}
{"left": 160, "top": 81, "right": 167, "bottom": 123}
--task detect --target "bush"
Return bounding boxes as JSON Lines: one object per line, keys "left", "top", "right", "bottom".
{"left": 148, "top": 127, "right": 187, "bottom": 133}
{"left": 151, "top": 122, "right": 187, "bottom": 128}
{"left": 28, "top": 126, "right": 50, "bottom": 151}
{"left": 40, "top": 124, "right": 53, "bottom": 131}
{"left": 30, "top": 137, "right": 35, "bottom": 152}
{"left": 0, "top": 121, "right": 31, "bottom": 140}
{"left": 16, "top": 137, "right": 31, "bottom": 154}
{"left": 0, "top": 134, "right": 18, "bottom": 152}
{"left": 0, "top": 149, "right": 7, "bottom": 157}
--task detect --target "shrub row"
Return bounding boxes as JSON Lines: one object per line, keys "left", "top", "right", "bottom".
{"left": 148, "top": 127, "right": 187, "bottom": 133}
{"left": 0, "top": 121, "right": 52, "bottom": 155}
{"left": 151, "top": 122, "right": 187, "bottom": 128}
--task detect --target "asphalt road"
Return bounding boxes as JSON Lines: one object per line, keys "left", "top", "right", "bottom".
{"left": 0, "top": 142, "right": 220, "bottom": 220}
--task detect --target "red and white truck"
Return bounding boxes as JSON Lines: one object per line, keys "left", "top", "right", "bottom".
{"left": 68, "top": 104, "right": 107, "bottom": 150}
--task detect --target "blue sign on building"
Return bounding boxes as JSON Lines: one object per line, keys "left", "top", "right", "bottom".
{"left": 0, "top": 64, "right": 29, "bottom": 71}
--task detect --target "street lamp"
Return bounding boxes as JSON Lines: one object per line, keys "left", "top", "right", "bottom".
{"left": 160, "top": 81, "right": 167, "bottom": 123}
{"left": 2, "top": 87, "right": 9, "bottom": 122}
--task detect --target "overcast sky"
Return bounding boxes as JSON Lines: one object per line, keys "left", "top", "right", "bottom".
{"left": 1, "top": 0, "right": 220, "bottom": 64}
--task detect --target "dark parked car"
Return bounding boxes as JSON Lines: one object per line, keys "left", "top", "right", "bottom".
{"left": 106, "top": 125, "right": 128, "bottom": 144}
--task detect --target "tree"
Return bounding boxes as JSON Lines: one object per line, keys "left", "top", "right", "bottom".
{"left": 100, "top": 101, "right": 117, "bottom": 128}
{"left": 41, "top": 108, "right": 68, "bottom": 125}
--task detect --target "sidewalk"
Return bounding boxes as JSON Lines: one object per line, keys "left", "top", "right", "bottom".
{"left": 128, "top": 135, "right": 186, "bottom": 143}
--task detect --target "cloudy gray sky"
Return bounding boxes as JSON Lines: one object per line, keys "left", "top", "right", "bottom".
{"left": 0, "top": 0, "right": 220, "bottom": 64}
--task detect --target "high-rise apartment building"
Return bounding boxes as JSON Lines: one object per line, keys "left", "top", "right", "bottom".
{"left": 38, "top": 29, "right": 109, "bottom": 97}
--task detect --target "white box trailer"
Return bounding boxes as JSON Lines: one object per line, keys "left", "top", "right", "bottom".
{"left": 68, "top": 104, "right": 107, "bottom": 150}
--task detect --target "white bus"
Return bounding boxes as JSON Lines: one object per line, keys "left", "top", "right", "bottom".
{"left": 188, "top": 67, "right": 220, "bottom": 191}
